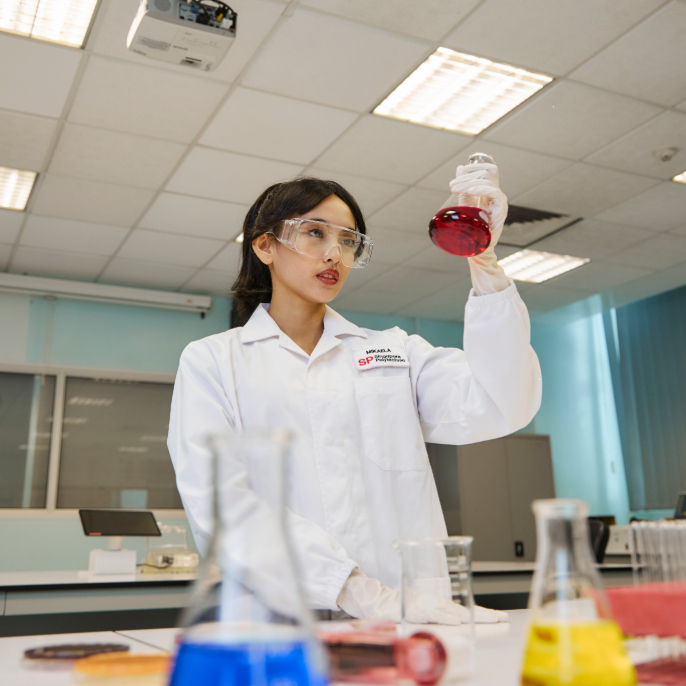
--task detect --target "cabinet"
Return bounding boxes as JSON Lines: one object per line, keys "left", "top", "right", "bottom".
{"left": 426, "top": 434, "right": 555, "bottom": 562}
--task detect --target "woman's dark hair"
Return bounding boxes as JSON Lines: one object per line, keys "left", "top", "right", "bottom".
{"left": 230, "top": 177, "right": 366, "bottom": 328}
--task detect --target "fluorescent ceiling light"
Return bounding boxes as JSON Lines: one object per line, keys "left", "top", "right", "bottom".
{"left": 498, "top": 249, "right": 589, "bottom": 283}
{"left": 0, "top": 167, "right": 37, "bottom": 211}
{"left": 0, "top": 0, "right": 98, "bottom": 47}
{"left": 673, "top": 171, "right": 686, "bottom": 184}
{"left": 235, "top": 233, "right": 244, "bottom": 243}
{"left": 374, "top": 47, "right": 552, "bottom": 135}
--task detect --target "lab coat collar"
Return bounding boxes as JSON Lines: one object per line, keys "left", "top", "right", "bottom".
{"left": 240, "top": 303, "right": 368, "bottom": 345}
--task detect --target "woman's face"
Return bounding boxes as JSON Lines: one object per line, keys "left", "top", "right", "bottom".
{"left": 253, "top": 194, "right": 356, "bottom": 305}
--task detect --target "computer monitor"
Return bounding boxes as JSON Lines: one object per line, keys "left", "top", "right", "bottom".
{"left": 675, "top": 493, "right": 686, "bottom": 520}
{"left": 79, "top": 509, "right": 161, "bottom": 537}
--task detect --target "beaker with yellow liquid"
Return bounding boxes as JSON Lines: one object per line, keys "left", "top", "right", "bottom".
{"left": 521, "top": 500, "right": 635, "bottom": 686}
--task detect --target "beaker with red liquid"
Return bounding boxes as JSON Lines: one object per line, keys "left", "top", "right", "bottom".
{"left": 428, "top": 153, "right": 497, "bottom": 258}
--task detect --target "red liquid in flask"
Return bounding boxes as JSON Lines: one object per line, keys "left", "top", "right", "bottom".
{"left": 428, "top": 206, "right": 491, "bottom": 257}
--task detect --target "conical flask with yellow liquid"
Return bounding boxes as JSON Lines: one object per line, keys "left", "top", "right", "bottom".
{"left": 521, "top": 499, "right": 635, "bottom": 686}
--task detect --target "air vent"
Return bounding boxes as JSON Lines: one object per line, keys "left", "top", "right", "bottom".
{"left": 500, "top": 204, "right": 581, "bottom": 248}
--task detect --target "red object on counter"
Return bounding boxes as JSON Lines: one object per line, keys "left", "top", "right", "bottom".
{"left": 318, "top": 628, "right": 446, "bottom": 685}
{"left": 606, "top": 582, "right": 686, "bottom": 638}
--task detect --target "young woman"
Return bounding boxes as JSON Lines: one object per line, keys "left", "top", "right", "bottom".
{"left": 168, "top": 166, "right": 542, "bottom": 623}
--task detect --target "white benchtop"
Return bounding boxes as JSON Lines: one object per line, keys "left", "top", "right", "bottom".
{"left": 0, "top": 610, "right": 532, "bottom": 686}
{"left": 0, "top": 563, "right": 631, "bottom": 588}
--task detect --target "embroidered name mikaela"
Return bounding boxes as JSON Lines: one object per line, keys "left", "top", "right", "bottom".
{"left": 354, "top": 345, "right": 409, "bottom": 369}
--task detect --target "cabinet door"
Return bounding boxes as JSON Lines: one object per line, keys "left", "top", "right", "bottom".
{"left": 426, "top": 443, "right": 461, "bottom": 535}
{"left": 457, "top": 439, "right": 515, "bottom": 561}
{"left": 505, "top": 435, "right": 555, "bottom": 562}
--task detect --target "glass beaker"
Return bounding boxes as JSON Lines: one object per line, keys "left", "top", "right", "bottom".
{"left": 428, "top": 152, "right": 497, "bottom": 258}
{"left": 521, "top": 499, "right": 636, "bottom": 686}
{"left": 394, "top": 537, "right": 475, "bottom": 680}
{"left": 169, "top": 429, "right": 328, "bottom": 686}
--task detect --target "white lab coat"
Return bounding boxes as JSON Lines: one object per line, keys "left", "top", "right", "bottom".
{"left": 167, "top": 281, "right": 541, "bottom": 610}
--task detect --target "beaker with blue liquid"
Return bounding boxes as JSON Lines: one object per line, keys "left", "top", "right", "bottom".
{"left": 169, "top": 429, "right": 328, "bottom": 686}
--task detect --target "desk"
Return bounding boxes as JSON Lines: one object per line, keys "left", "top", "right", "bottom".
{"left": 0, "top": 565, "right": 632, "bottom": 637}
{"left": 0, "top": 610, "right": 531, "bottom": 686}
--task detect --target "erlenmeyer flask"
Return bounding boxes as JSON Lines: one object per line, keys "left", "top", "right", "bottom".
{"left": 169, "top": 429, "right": 328, "bottom": 686}
{"left": 428, "top": 152, "right": 497, "bottom": 258}
{"left": 521, "top": 499, "right": 636, "bottom": 686}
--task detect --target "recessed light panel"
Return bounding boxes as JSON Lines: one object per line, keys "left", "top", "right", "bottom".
{"left": 0, "top": 0, "right": 99, "bottom": 47}
{"left": 235, "top": 233, "right": 244, "bottom": 243}
{"left": 0, "top": 167, "right": 37, "bottom": 211}
{"left": 674, "top": 171, "right": 686, "bottom": 184}
{"left": 498, "top": 249, "right": 589, "bottom": 283}
{"left": 374, "top": 47, "right": 552, "bottom": 135}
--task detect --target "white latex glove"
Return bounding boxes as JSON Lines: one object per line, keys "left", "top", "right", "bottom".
{"left": 449, "top": 162, "right": 511, "bottom": 296}
{"left": 336, "top": 568, "right": 508, "bottom": 625}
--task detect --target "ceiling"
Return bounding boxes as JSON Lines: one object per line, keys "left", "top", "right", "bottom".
{"left": 1, "top": 0, "right": 686, "bottom": 321}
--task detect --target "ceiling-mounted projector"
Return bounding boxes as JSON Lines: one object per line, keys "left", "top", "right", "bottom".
{"left": 127, "top": 0, "right": 237, "bottom": 72}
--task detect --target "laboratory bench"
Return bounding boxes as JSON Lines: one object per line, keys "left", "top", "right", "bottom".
{"left": 0, "top": 610, "right": 531, "bottom": 686}
{"left": 0, "top": 563, "right": 633, "bottom": 637}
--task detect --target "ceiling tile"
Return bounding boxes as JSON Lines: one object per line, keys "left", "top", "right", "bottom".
{"left": 403, "top": 245, "right": 474, "bottom": 277}
{"left": 68, "top": 57, "right": 227, "bottom": 143}
{"left": 604, "top": 234, "right": 686, "bottom": 270}
{"left": 484, "top": 81, "right": 661, "bottom": 161}
{"left": 530, "top": 219, "right": 655, "bottom": 261}
{"left": 299, "top": 0, "right": 480, "bottom": 41}
{"left": 514, "top": 163, "right": 659, "bottom": 217}
{"left": 0, "top": 209, "right": 25, "bottom": 243}
{"left": 670, "top": 223, "right": 686, "bottom": 237}
{"left": 99, "top": 258, "right": 196, "bottom": 290}
{"left": 307, "top": 168, "right": 407, "bottom": 216}
{"left": 443, "top": 0, "right": 665, "bottom": 76}
{"left": 9, "top": 247, "right": 108, "bottom": 280}
{"left": 370, "top": 187, "right": 461, "bottom": 234}
{"left": 515, "top": 284, "right": 590, "bottom": 314}
{"left": 338, "top": 259, "right": 394, "bottom": 292}
{"left": 0, "top": 33, "right": 81, "bottom": 118}
{"left": 585, "top": 111, "right": 686, "bottom": 180}
{"left": 116, "top": 230, "right": 225, "bottom": 268}
{"left": 0, "top": 243, "right": 11, "bottom": 270}
{"left": 609, "top": 260, "right": 686, "bottom": 308}
{"left": 20, "top": 216, "right": 128, "bottom": 256}
{"left": 0, "top": 110, "right": 57, "bottom": 171}
{"left": 332, "top": 288, "right": 420, "bottom": 315}
{"left": 393, "top": 278, "right": 474, "bottom": 320}
{"left": 182, "top": 269, "right": 234, "bottom": 297}
{"left": 139, "top": 193, "right": 248, "bottom": 240}
{"left": 316, "top": 115, "right": 471, "bottom": 184}
{"left": 596, "top": 182, "right": 686, "bottom": 232}
{"left": 200, "top": 87, "right": 357, "bottom": 164}
{"left": 92, "top": 0, "right": 284, "bottom": 84}
{"left": 49, "top": 124, "right": 186, "bottom": 189}
{"left": 166, "top": 147, "right": 303, "bottom": 203}
{"left": 205, "top": 243, "right": 242, "bottom": 271}
{"left": 570, "top": 2, "right": 686, "bottom": 107}
{"left": 678, "top": 99, "right": 686, "bottom": 113}
{"left": 242, "top": 8, "right": 431, "bottom": 112}
{"left": 416, "top": 141, "right": 572, "bottom": 199}
{"left": 366, "top": 227, "right": 434, "bottom": 265}
{"left": 365, "top": 265, "right": 459, "bottom": 299}
{"left": 32, "top": 175, "right": 155, "bottom": 226}
{"left": 547, "top": 260, "right": 653, "bottom": 293}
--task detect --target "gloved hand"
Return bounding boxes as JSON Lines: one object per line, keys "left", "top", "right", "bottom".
{"left": 336, "top": 568, "right": 508, "bottom": 625}
{"left": 449, "top": 163, "right": 511, "bottom": 296}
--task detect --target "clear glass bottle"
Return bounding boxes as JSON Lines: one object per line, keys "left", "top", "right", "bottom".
{"left": 428, "top": 152, "right": 497, "bottom": 258}
{"left": 169, "top": 429, "right": 328, "bottom": 686}
{"left": 521, "top": 499, "right": 636, "bottom": 686}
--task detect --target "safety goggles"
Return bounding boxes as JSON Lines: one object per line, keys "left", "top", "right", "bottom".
{"left": 270, "top": 218, "right": 373, "bottom": 269}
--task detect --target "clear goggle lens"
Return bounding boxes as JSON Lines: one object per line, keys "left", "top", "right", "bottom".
{"left": 273, "top": 219, "right": 373, "bottom": 269}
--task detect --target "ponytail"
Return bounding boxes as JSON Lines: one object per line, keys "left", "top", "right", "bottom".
{"left": 230, "top": 177, "right": 366, "bottom": 328}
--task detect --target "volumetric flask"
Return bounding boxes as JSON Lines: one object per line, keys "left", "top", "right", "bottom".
{"left": 394, "top": 537, "right": 475, "bottom": 680}
{"left": 428, "top": 152, "right": 497, "bottom": 258}
{"left": 521, "top": 499, "right": 635, "bottom": 686}
{"left": 169, "top": 429, "right": 328, "bottom": 686}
